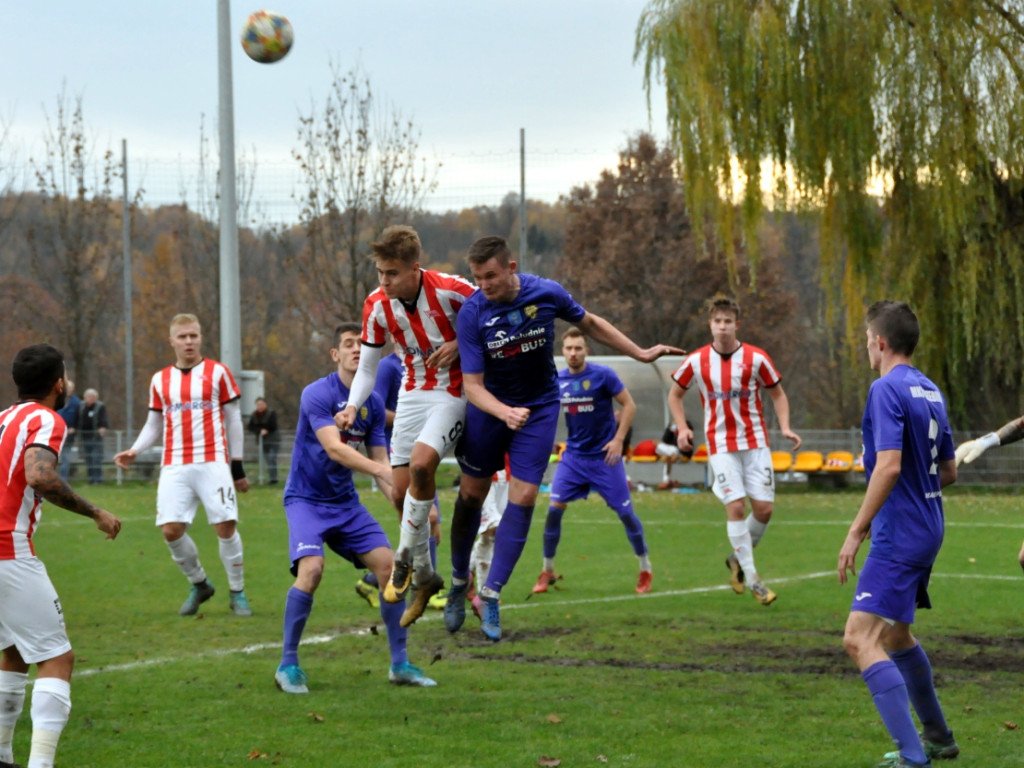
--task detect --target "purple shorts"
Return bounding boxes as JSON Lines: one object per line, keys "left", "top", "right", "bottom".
{"left": 284, "top": 499, "right": 392, "bottom": 576}
{"left": 550, "top": 452, "right": 631, "bottom": 508}
{"left": 851, "top": 555, "right": 933, "bottom": 625}
{"left": 456, "top": 400, "right": 560, "bottom": 486}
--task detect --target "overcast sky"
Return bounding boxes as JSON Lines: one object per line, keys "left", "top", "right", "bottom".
{"left": 4, "top": 1, "right": 670, "bottom": 211}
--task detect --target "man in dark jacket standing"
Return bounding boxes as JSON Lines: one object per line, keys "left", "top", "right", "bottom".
{"left": 78, "top": 388, "right": 109, "bottom": 484}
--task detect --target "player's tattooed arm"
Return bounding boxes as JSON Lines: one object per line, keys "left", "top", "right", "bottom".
{"left": 996, "top": 415, "right": 1024, "bottom": 446}
{"left": 25, "top": 447, "right": 121, "bottom": 539}
{"left": 25, "top": 446, "right": 101, "bottom": 518}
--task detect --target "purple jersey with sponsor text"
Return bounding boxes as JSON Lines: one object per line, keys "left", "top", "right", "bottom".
{"left": 457, "top": 273, "right": 586, "bottom": 408}
{"left": 284, "top": 373, "right": 387, "bottom": 506}
{"left": 558, "top": 362, "right": 624, "bottom": 458}
{"left": 862, "top": 364, "right": 954, "bottom": 567}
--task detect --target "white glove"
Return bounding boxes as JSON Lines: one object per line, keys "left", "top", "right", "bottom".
{"left": 955, "top": 432, "right": 999, "bottom": 466}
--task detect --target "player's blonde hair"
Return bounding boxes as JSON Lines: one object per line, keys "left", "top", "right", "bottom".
{"left": 561, "top": 326, "right": 586, "bottom": 345}
{"left": 169, "top": 313, "right": 201, "bottom": 334}
{"left": 370, "top": 225, "right": 421, "bottom": 265}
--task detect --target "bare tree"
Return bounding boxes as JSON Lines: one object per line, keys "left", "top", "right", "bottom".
{"left": 288, "top": 63, "right": 439, "bottom": 327}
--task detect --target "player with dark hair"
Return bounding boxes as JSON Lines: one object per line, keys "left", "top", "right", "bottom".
{"left": 444, "top": 235, "right": 682, "bottom": 640}
{"left": 839, "top": 300, "right": 959, "bottom": 768}
{"left": 532, "top": 327, "right": 653, "bottom": 595}
{"left": 275, "top": 324, "right": 435, "bottom": 693}
{"left": 336, "top": 225, "right": 476, "bottom": 628}
{"left": 115, "top": 313, "right": 252, "bottom": 617}
{"left": 668, "top": 294, "right": 801, "bottom": 605}
{"left": 0, "top": 344, "right": 121, "bottom": 768}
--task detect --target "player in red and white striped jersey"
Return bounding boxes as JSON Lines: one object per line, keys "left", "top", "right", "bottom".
{"left": 114, "top": 314, "right": 252, "bottom": 618}
{"left": 0, "top": 344, "right": 121, "bottom": 768}
{"left": 668, "top": 295, "right": 801, "bottom": 606}
{"left": 336, "top": 226, "right": 476, "bottom": 627}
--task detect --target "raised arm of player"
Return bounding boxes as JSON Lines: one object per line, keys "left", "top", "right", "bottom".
{"left": 114, "top": 410, "right": 162, "bottom": 468}
{"left": 336, "top": 343, "right": 385, "bottom": 431}
{"left": 463, "top": 372, "right": 530, "bottom": 431}
{"left": 26, "top": 446, "right": 121, "bottom": 539}
{"left": 577, "top": 312, "right": 684, "bottom": 363}
{"left": 955, "top": 414, "right": 1024, "bottom": 466}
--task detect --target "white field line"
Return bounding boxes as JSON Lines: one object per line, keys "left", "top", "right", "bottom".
{"left": 72, "top": 569, "right": 1017, "bottom": 680}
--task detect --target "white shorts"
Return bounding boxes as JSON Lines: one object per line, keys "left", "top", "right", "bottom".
{"left": 708, "top": 447, "right": 775, "bottom": 505}
{"left": 479, "top": 472, "right": 509, "bottom": 533}
{"left": 390, "top": 390, "right": 466, "bottom": 466}
{"left": 156, "top": 462, "right": 239, "bottom": 527}
{"left": 0, "top": 558, "right": 71, "bottom": 664}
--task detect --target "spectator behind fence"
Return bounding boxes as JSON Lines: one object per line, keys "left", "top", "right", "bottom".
{"left": 77, "top": 388, "right": 108, "bottom": 484}
{"left": 56, "top": 379, "right": 81, "bottom": 481}
{"left": 248, "top": 397, "right": 281, "bottom": 484}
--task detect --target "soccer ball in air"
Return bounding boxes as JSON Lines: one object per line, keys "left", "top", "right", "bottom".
{"left": 240, "top": 10, "right": 294, "bottom": 64}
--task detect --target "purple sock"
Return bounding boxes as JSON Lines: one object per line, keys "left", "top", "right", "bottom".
{"left": 379, "top": 595, "right": 407, "bottom": 667}
{"left": 281, "top": 587, "right": 314, "bottom": 668}
{"left": 363, "top": 572, "right": 379, "bottom": 588}
{"left": 542, "top": 506, "right": 564, "bottom": 559}
{"left": 485, "top": 502, "right": 535, "bottom": 591}
{"left": 863, "top": 660, "right": 927, "bottom": 764}
{"left": 450, "top": 493, "right": 482, "bottom": 581}
{"left": 616, "top": 505, "right": 648, "bottom": 556}
{"left": 429, "top": 536, "right": 438, "bottom": 570}
{"left": 891, "top": 643, "right": 951, "bottom": 742}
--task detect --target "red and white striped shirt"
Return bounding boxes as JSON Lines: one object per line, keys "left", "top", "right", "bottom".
{"left": 148, "top": 359, "right": 240, "bottom": 466}
{"left": 0, "top": 402, "right": 67, "bottom": 559}
{"left": 361, "top": 269, "right": 476, "bottom": 397}
{"left": 671, "top": 343, "right": 782, "bottom": 456}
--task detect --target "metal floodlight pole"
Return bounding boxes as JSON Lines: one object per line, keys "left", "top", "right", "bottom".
{"left": 519, "top": 128, "right": 527, "bottom": 270}
{"left": 121, "top": 139, "right": 133, "bottom": 435}
{"left": 217, "top": 0, "right": 242, "bottom": 375}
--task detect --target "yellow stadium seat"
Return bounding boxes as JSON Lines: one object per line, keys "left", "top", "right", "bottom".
{"left": 823, "top": 451, "right": 854, "bottom": 472}
{"left": 853, "top": 453, "right": 865, "bottom": 472}
{"left": 792, "top": 451, "right": 824, "bottom": 473}
{"left": 691, "top": 444, "right": 709, "bottom": 463}
{"left": 771, "top": 451, "right": 793, "bottom": 472}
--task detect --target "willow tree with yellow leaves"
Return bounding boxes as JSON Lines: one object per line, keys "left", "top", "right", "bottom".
{"left": 637, "top": 0, "right": 1024, "bottom": 421}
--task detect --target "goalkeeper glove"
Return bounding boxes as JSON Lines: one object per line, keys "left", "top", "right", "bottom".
{"left": 954, "top": 432, "right": 999, "bottom": 466}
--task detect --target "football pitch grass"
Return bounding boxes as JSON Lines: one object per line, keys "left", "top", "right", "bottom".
{"left": 20, "top": 483, "right": 1024, "bottom": 767}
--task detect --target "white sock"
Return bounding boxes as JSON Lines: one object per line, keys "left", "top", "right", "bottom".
{"left": 638, "top": 553, "right": 652, "bottom": 573}
{"left": 412, "top": 530, "right": 435, "bottom": 583}
{"left": 0, "top": 670, "right": 28, "bottom": 762}
{"left": 727, "top": 520, "right": 758, "bottom": 583}
{"left": 480, "top": 585, "right": 499, "bottom": 600}
{"left": 542, "top": 556, "right": 555, "bottom": 573}
{"left": 401, "top": 495, "right": 433, "bottom": 536}
{"left": 746, "top": 513, "right": 768, "bottom": 547}
{"left": 29, "top": 678, "right": 70, "bottom": 768}
{"left": 218, "top": 531, "right": 245, "bottom": 591}
{"left": 166, "top": 534, "right": 206, "bottom": 583}
{"left": 473, "top": 532, "right": 495, "bottom": 588}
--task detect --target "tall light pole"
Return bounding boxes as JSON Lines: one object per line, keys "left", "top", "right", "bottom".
{"left": 216, "top": 0, "right": 242, "bottom": 375}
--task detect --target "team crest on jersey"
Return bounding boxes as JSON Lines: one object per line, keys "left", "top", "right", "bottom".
{"left": 583, "top": 380, "right": 591, "bottom": 391}
{"left": 508, "top": 310, "right": 523, "bottom": 325}
{"left": 525, "top": 304, "right": 538, "bottom": 319}
{"left": 360, "top": 406, "right": 368, "bottom": 420}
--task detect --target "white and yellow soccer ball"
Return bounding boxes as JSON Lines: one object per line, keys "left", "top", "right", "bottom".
{"left": 240, "top": 10, "right": 294, "bottom": 64}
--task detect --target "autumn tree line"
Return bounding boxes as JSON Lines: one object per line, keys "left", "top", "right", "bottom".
{"left": 5, "top": 7, "right": 1024, "bottom": 441}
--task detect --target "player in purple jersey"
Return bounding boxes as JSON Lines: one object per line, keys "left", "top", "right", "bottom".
{"left": 443, "top": 236, "right": 683, "bottom": 641}
{"left": 532, "top": 327, "right": 652, "bottom": 596}
{"left": 353, "top": 347, "right": 445, "bottom": 613}
{"left": 838, "top": 301, "right": 958, "bottom": 768}
{"left": 954, "top": 414, "right": 1024, "bottom": 574}
{"left": 275, "top": 324, "right": 436, "bottom": 694}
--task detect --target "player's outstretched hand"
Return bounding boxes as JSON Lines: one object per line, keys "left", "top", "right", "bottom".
{"left": 94, "top": 509, "right": 122, "bottom": 540}
{"left": 783, "top": 429, "right": 802, "bottom": 451}
{"left": 837, "top": 528, "right": 868, "bottom": 584}
{"left": 675, "top": 427, "right": 694, "bottom": 454}
{"left": 335, "top": 405, "right": 356, "bottom": 431}
{"left": 636, "top": 344, "right": 686, "bottom": 363}
{"left": 113, "top": 449, "right": 137, "bottom": 469}
{"left": 955, "top": 432, "right": 998, "bottom": 466}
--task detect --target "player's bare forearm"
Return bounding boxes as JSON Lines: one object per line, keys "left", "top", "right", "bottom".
{"left": 938, "top": 458, "right": 957, "bottom": 488}
{"left": 26, "top": 448, "right": 100, "bottom": 520}
{"left": 996, "top": 415, "right": 1024, "bottom": 446}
